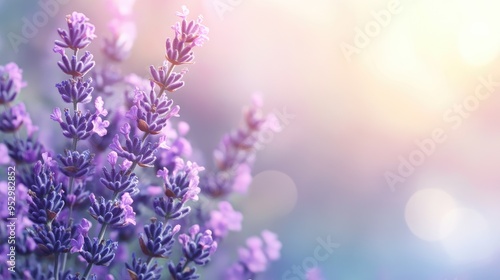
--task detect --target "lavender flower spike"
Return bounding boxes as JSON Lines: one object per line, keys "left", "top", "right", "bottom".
{"left": 0, "top": 62, "right": 26, "bottom": 104}
{"left": 126, "top": 254, "right": 162, "bottom": 280}
{"left": 55, "top": 12, "right": 96, "bottom": 50}
{"left": 138, "top": 220, "right": 180, "bottom": 258}
{"left": 57, "top": 150, "right": 94, "bottom": 178}
{"left": 205, "top": 201, "right": 243, "bottom": 239}
{"left": 56, "top": 77, "right": 94, "bottom": 104}
{"left": 56, "top": 50, "right": 96, "bottom": 77}
{"left": 178, "top": 224, "right": 217, "bottom": 265}
{"left": 80, "top": 237, "right": 117, "bottom": 266}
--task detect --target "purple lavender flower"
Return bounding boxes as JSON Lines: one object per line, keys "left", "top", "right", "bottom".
{"left": 205, "top": 201, "right": 243, "bottom": 239}
{"left": 226, "top": 230, "right": 282, "bottom": 278}
{"left": 88, "top": 193, "right": 135, "bottom": 227}
{"left": 130, "top": 83, "right": 180, "bottom": 134}
{"left": 238, "top": 236, "right": 268, "bottom": 273}
{"left": 100, "top": 157, "right": 139, "bottom": 196}
{"left": 30, "top": 223, "right": 76, "bottom": 255}
{"left": 203, "top": 95, "right": 278, "bottom": 197}
{"left": 167, "top": 259, "right": 199, "bottom": 280}
{"left": 70, "top": 218, "right": 92, "bottom": 253}
{"left": 28, "top": 186, "right": 65, "bottom": 224}
{"left": 121, "top": 192, "right": 136, "bottom": 226}
{"left": 56, "top": 77, "right": 94, "bottom": 104}
{"left": 149, "top": 65, "right": 185, "bottom": 92}
{"left": 56, "top": 51, "right": 96, "bottom": 78}
{"left": 109, "top": 129, "right": 159, "bottom": 168}
{"left": 92, "top": 66, "right": 122, "bottom": 96}
{"left": 178, "top": 224, "right": 217, "bottom": 265}
{"left": 166, "top": 6, "right": 209, "bottom": 65}
{"left": 153, "top": 196, "right": 190, "bottom": 221}
{"left": 0, "top": 102, "right": 27, "bottom": 132}
{"left": 261, "top": 230, "right": 282, "bottom": 261}
{"left": 51, "top": 108, "right": 96, "bottom": 140}
{"left": 138, "top": 220, "right": 180, "bottom": 258}
{"left": 55, "top": 12, "right": 97, "bottom": 50}
{"left": 0, "top": 62, "right": 26, "bottom": 104}
{"left": 126, "top": 253, "right": 162, "bottom": 280}
{"left": 156, "top": 159, "right": 204, "bottom": 202}
{"left": 155, "top": 121, "right": 192, "bottom": 171}
{"left": 57, "top": 150, "right": 94, "bottom": 178}
{"left": 6, "top": 137, "right": 43, "bottom": 164}
{"left": 103, "top": 19, "right": 136, "bottom": 62}
{"left": 80, "top": 237, "right": 117, "bottom": 266}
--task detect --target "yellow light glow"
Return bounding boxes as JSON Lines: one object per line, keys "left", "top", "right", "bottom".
{"left": 459, "top": 21, "right": 499, "bottom": 66}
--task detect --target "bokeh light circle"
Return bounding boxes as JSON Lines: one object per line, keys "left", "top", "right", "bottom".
{"left": 440, "top": 208, "right": 495, "bottom": 264}
{"left": 405, "top": 189, "right": 457, "bottom": 241}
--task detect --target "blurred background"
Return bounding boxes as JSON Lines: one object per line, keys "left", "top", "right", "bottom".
{"left": 2, "top": 0, "right": 500, "bottom": 279}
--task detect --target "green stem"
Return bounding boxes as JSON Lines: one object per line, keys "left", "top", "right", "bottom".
{"left": 54, "top": 253, "right": 60, "bottom": 280}
{"left": 146, "top": 256, "right": 153, "bottom": 266}
{"left": 97, "top": 223, "right": 108, "bottom": 242}
{"left": 157, "top": 63, "right": 175, "bottom": 97}
{"left": 60, "top": 253, "right": 68, "bottom": 278}
{"left": 81, "top": 262, "right": 93, "bottom": 280}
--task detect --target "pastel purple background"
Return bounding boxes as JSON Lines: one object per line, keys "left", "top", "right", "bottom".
{"left": 2, "top": 0, "right": 500, "bottom": 279}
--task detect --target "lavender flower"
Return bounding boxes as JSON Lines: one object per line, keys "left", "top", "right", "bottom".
{"left": 57, "top": 150, "right": 94, "bottom": 178}
{"left": 28, "top": 186, "right": 65, "bottom": 224}
{"left": 149, "top": 65, "right": 185, "bottom": 93}
{"left": 130, "top": 83, "right": 180, "bottom": 134}
{"left": 70, "top": 218, "right": 93, "bottom": 253}
{"left": 205, "top": 201, "right": 243, "bottom": 239}
{"left": 56, "top": 77, "right": 94, "bottom": 104}
{"left": 0, "top": 102, "right": 27, "bottom": 132}
{"left": 6, "top": 137, "right": 43, "bottom": 164}
{"left": 167, "top": 259, "right": 199, "bottom": 280}
{"left": 155, "top": 121, "right": 192, "bottom": 172}
{"left": 157, "top": 159, "right": 204, "bottom": 202}
{"left": 226, "top": 230, "right": 282, "bottom": 279}
{"left": 80, "top": 237, "right": 118, "bottom": 266}
{"left": 88, "top": 193, "right": 135, "bottom": 227}
{"left": 125, "top": 254, "right": 162, "bottom": 280}
{"left": 138, "top": 220, "right": 180, "bottom": 258}
{"left": 100, "top": 152, "right": 139, "bottom": 195}
{"left": 153, "top": 196, "right": 190, "bottom": 221}
{"left": 103, "top": 19, "right": 136, "bottom": 62}
{"left": 203, "top": 95, "right": 278, "bottom": 197}
{"left": 178, "top": 224, "right": 217, "bottom": 265}
{"left": 0, "top": 62, "right": 26, "bottom": 104}
{"left": 166, "top": 6, "right": 209, "bottom": 65}
{"left": 55, "top": 12, "right": 96, "bottom": 50}
{"left": 51, "top": 108, "right": 96, "bottom": 140}
{"left": 30, "top": 223, "right": 76, "bottom": 255}
{"left": 109, "top": 129, "right": 159, "bottom": 168}
{"left": 26, "top": 160, "right": 64, "bottom": 223}
{"left": 91, "top": 66, "right": 122, "bottom": 96}
{"left": 55, "top": 50, "right": 96, "bottom": 78}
